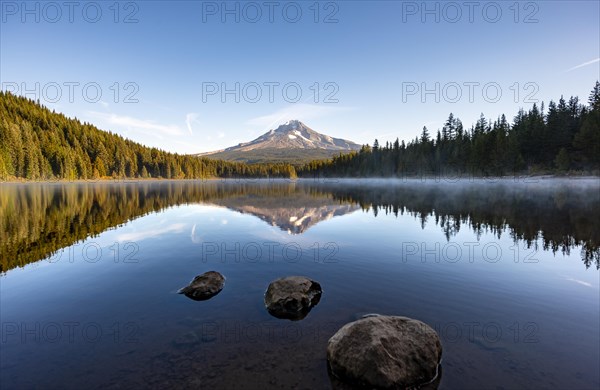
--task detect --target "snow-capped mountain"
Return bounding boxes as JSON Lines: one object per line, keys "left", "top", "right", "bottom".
{"left": 197, "top": 120, "right": 361, "bottom": 162}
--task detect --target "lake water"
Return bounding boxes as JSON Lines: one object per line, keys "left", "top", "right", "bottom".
{"left": 1, "top": 179, "right": 599, "bottom": 389}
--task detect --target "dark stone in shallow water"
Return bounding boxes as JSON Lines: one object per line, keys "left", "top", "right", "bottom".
{"left": 178, "top": 271, "right": 225, "bottom": 301}
{"left": 264, "top": 276, "right": 322, "bottom": 321}
{"left": 327, "top": 314, "right": 442, "bottom": 389}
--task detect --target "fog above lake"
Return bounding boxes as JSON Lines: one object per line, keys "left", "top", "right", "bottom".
{"left": 1, "top": 178, "right": 598, "bottom": 273}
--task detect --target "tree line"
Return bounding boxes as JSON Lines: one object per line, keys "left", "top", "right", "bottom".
{"left": 318, "top": 182, "right": 599, "bottom": 269}
{"left": 298, "top": 82, "right": 600, "bottom": 177}
{"left": 1, "top": 82, "right": 599, "bottom": 181}
{"left": 0, "top": 91, "right": 298, "bottom": 181}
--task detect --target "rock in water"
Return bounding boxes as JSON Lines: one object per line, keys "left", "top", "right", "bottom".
{"left": 178, "top": 271, "right": 225, "bottom": 301}
{"left": 327, "top": 315, "right": 442, "bottom": 389}
{"left": 264, "top": 276, "right": 322, "bottom": 320}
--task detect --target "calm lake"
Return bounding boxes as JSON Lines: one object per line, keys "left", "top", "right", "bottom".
{"left": 1, "top": 178, "right": 599, "bottom": 389}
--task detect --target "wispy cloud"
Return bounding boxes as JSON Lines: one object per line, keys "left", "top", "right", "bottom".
{"left": 565, "top": 58, "right": 600, "bottom": 72}
{"left": 565, "top": 277, "right": 594, "bottom": 288}
{"left": 190, "top": 223, "right": 202, "bottom": 244}
{"left": 185, "top": 113, "right": 200, "bottom": 135}
{"left": 88, "top": 111, "right": 184, "bottom": 137}
{"left": 116, "top": 223, "right": 187, "bottom": 242}
{"left": 246, "top": 104, "right": 353, "bottom": 131}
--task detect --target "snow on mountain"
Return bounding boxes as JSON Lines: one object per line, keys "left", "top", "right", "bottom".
{"left": 199, "top": 120, "right": 361, "bottom": 155}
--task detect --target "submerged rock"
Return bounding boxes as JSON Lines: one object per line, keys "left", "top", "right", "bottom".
{"left": 327, "top": 314, "right": 442, "bottom": 389}
{"left": 178, "top": 271, "right": 225, "bottom": 301}
{"left": 264, "top": 276, "right": 322, "bottom": 320}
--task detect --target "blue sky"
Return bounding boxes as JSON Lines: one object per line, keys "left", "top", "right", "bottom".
{"left": 1, "top": 1, "right": 599, "bottom": 154}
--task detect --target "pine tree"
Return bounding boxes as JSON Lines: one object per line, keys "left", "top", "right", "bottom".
{"left": 555, "top": 148, "right": 570, "bottom": 171}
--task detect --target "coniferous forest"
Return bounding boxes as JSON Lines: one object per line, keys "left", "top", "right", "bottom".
{"left": 1, "top": 82, "right": 599, "bottom": 181}
{"left": 299, "top": 82, "right": 600, "bottom": 178}
{"left": 0, "top": 91, "right": 298, "bottom": 180}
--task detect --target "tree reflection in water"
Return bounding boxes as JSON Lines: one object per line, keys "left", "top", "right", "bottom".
{"left": 1, "top": 179, "right": 598, "bottom": 273}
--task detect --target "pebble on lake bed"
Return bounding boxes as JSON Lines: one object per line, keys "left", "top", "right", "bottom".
{"left": 177, "top": 271, "right": 225, "bottom": 301}
{"left": 327, "top": 314, "right": 442, "bottom": 390}
{"left": 264, "top": 276, "right": 322, "bottom": 321}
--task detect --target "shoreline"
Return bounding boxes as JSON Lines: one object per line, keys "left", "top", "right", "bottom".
{"left": 1, "top": 174, "right": 599, "bottom": 185}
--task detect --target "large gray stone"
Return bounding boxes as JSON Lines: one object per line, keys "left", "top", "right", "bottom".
{"left": 327, "top": 315, "right": 442, "bottom": 389}
{"left": 178, "top": 271, "right": 225, "bottom": 301}
{"left": 264, "top": 276, "right": 322, "bottom": 320}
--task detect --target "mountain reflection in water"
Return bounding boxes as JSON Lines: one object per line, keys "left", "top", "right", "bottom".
{"left": 1, "top": 178, "right": 598, "bottom": 273}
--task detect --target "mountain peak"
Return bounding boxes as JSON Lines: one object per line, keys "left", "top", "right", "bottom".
{"left": 284, "top": 119, "right": 302, "bottom": 126}
{"left": 197, "top": 120, "right": 361, "bottom": 162}
{"left": 275, "top": 120, "right": 303, "bottom": 132}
